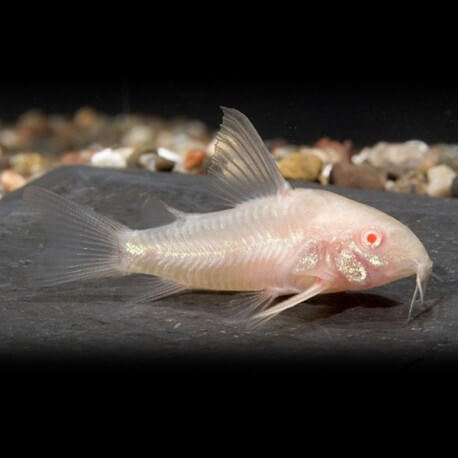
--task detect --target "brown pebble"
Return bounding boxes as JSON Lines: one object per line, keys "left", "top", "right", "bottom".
{"left": 126, "top": 144, "right": 156, "bottom": 168}
{"left": 0, "top": 169, "right": 27, "bottom": 191}
{"left": 17, "top": 110, "right": 51, "bottom": 136}
{"left": 278, "top": 153, "right": 322, "bottom": 181}
{"left": 184, "top": 149, "right": 207, "bottom": 171}
{"left": 74, "top": 107, "right": 100, "bottom": 129}
{"left": 331, "top": 163, "right": 384, "bottom": 190}
{"left": 314, "top": 137, "right": 352, "bottom": 163}
{"left": 155, "top": 156, "right": 175, "bottom": 172}
{"left": 0, "top": 155, "right": 11, "bottom": 170}
{"left": 60, "top": 151, "right": 91, "bottom": 165}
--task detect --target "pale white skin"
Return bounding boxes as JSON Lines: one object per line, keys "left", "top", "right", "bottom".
{"left": 24, "top": 107, "right": 433, "bottom": 322}
{"left": 120, "top": 188, "right": 432, "bottom": 314}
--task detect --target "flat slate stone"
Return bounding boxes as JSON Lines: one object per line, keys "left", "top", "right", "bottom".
{"left": 1, "top": 165, "right": 457, "bottom": 368}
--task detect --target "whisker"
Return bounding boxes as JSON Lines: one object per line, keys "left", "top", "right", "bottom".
{"left": 418, "top": 274, "right": 424, "bottom": 305}
{"left": 407, "top": 280, "right": 419, "bottom": 323}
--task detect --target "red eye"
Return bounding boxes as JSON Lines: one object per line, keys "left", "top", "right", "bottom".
{"left": 361, "top": 228, "right": 383, "bottom": 248}
{"left": 366, "top": 233, "right": 377, "bottom": 244}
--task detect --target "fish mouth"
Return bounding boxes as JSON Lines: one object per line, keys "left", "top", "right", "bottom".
{"left": 407, "top": 257, "right": 433, "bottom": 322}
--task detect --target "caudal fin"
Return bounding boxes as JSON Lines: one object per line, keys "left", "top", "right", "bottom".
{"left": 23, "top": 186, "right": 128, "bottom": 286}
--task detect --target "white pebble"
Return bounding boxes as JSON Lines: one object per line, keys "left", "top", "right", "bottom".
{"left": 90, "top": 148, "right": 127, "bottom": 168}
{"left": 426, "top": 164, "right": 456, "bottom": 197}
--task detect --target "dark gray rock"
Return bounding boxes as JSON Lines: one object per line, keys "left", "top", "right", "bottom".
{"left": 1, "top": 165, "right": 457, "bottom": 368}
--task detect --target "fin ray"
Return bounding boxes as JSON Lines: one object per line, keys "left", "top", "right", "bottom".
{"left": 127, "top": 275, "right": 186, "bottom": 305}
{"left": 251, "top": 282, "right": 325, "bottom": 326}
{"left": 136, "top": 195, "right": 185, "bottom": 229}
{"left": 228, "top": 290, "right": 277, "bottom": 320}
{"left": 209, "top": 107, "right": 290, "bottom": 206}
{"left": 23, "top": 186, "right": 127, "bottom": 286}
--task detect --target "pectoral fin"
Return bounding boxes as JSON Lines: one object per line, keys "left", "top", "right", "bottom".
{"left": 251, "top": 282, "right": 326, "bottom": 325}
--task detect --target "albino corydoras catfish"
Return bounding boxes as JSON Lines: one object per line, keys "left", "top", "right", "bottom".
{"left": 24, "top": 107, "right": 433, "bottom": 323}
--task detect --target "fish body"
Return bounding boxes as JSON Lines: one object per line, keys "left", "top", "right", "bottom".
{"left": 24, "top": 108, "right": 432, "bottom": 322}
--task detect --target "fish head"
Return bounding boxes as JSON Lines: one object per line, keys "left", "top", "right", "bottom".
{"left": 317, "top": 195, "right": 433, "bottom": 304}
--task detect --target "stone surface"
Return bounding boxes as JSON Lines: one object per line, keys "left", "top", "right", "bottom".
{"left": 0, "top": 165, "right": 457, "bottom": 367}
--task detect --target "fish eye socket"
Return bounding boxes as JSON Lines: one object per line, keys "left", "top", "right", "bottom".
{"left": 361, "top": 229, "right": 383, "bottom": 248}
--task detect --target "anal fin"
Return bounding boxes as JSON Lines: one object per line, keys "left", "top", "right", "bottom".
{"left": 127, "top": 275, "right": 187, "bottom": 305}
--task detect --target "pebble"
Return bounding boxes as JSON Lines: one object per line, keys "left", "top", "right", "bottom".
{"left": 0, "top": 169, "right": 27, "bottom": 191}
{"left": 426, "top": 164, "right": 456, "bottom": 197}
{"left": 355, "top": 140, "right": 429, "bottom": 176}
{"left": 297, "top": 147, "right": 333, "bottom": 165}
{"left": 90, "top": 148, "right": 126, "bottom": 168}
{"left": 0, "top": 155, "right": 10, "bottom": 170}
{"left": 10, "top": 152, "right": 48, "bottom": 176}
{"left": 126, "top": 144, "right": 156, "bottom": 168}
{"left": 60, "top": 150, "right": 93, "bottom": 165}
{"left": 183, "top": 120, "right": 210, "bottom": 141}
{"left": 184, "top": 149, "right": 207, "bottom": 172}
{"left": 271, "top": 144, "right": 297, "bottom": 161}
{"left": 434, "top": 144, "right": 458, "bottom": 171}
{"left": 385, "top": 170, "right": 427, "bottom": 194}
{"left": 278, "top": 153, "right": 322, "bottom": 181}
{"left": 331, "top": 162, "right": 384, "bottom": 190}
{"left": 319, "top": 163, "right": 333, "bottom": 185}
{"left": 314, "top": 137, "right": 352, "bottom": 163}
{"left": 155, "top": 156, "right": 175, "bottom": 172}
{"left": 137, "top": 153, "right": 156, "bottom": 171}
{"left": 121, "top": 125, "right": 156, "bottom": 147}
{"left": 17, "top": 110, "right": 51, "bottom": 136}
{"left": 74, "top": 107, "right": 101, "bottom": 129}
{"left": 206, "top": 137, "right": 218, "bottom": 156}
{"left": 451, "top": 175, "right": 458, "bottom": 197}
{"left": 0, "top": 128, "right": 19, "bottom": 150}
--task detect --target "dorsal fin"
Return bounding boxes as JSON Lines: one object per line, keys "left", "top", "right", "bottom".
{"left": 208, "top": 107, "right": 290, "bottom": 206}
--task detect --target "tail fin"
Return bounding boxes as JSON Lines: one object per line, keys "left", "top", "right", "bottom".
{"left": 23, "top": 186, "right": 128, "bottom": 286}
